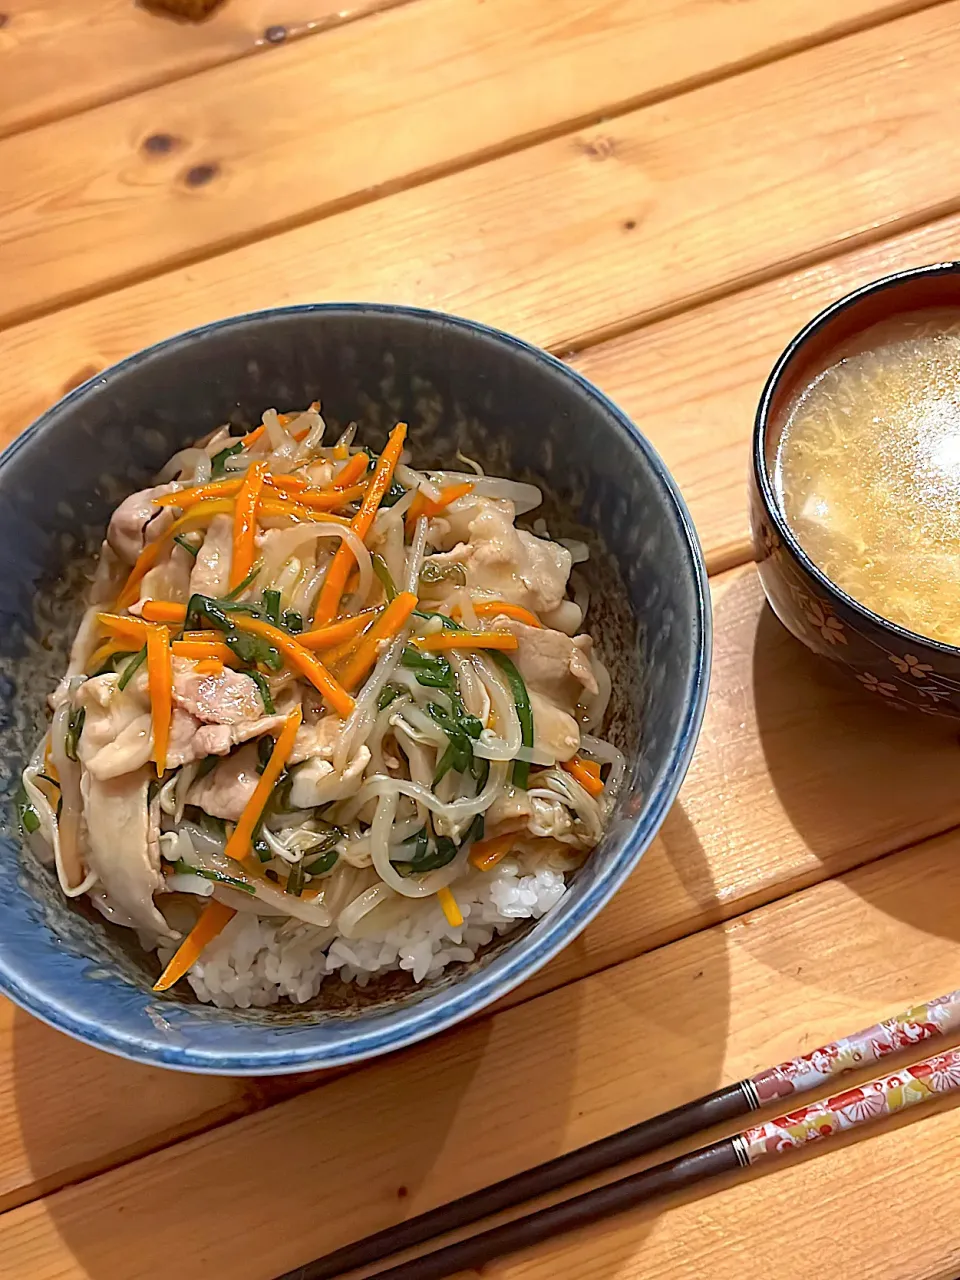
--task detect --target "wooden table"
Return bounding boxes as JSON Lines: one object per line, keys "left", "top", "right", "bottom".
{"left": 4, "top": 0, "right": 960, "bottom": 1275}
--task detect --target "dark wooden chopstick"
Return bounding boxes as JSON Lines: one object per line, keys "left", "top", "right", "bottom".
{"left": 287, "top": 1083, "right": 751, "bottom": 1280}
{"left": 279, "top": 989, "right": 960, "bottom": 1280}
{"left": 361, "top": 1042, "right": 960, "bottom": 1280}
{"left": 366, "top": 1139, "right": 742, "bottom": 1280}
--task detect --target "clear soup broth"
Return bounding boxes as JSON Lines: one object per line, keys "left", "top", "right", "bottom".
{"left": 774, "top": 308, "right": 960, "bottom": 647}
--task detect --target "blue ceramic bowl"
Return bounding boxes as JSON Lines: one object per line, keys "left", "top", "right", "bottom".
{"left": 751, "top": 262, "right": 960, "bottom": 718}
{"left": 0, "top": 305, "right": 709, "bottom": 1074}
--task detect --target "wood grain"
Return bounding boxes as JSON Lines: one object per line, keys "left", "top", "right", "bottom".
{"left": 478, "top": 1099, "right": 960, "bottom": 1280}
{"left": 5, "top": 216, "right": 960, "bottom": 581}
{"left": 528, "top": 563, "right": 960, "bottom": 993}
{"left": 0, "top": 0, "right": 414, "bottom": 140}
{"left": 0, "top": 1002, "right": 249, "bottom": 1211}
{"left": 5, "top": 4, "right": 960, "bottom": 495}
{"left": 4, "top": 0, "right": 960, "bottom": 1273}
{"left": 3, "top": 565, "right": 960, "bottom": 1210}
{"left": 569, "top": 211, "right": 960, "bottom": 574}
{"left": 1, "top": 833, "right": 958, "bottom": 1279}
{"left": 0, "top": 0, "right": 951, "bottom": 327}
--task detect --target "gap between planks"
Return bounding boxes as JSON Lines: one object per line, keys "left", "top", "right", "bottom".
{"left": 0, "top": 0, "right": 953, "bottom": 331}
{"left": 3, "top": 831, "right": 960, "bottom": 1279}
{"left": 7, "top": 197, "right": 960, "bottom": 585}
{"left": 0, "top": 0, "right": 421, "bottom": 141}
{"left": 4, "top": 562, "right": 960, "bottom": 1215}
{"left": 5, "top": 0, "right": 960, "bottom": 1228}
{"left": 7, "top": 1, "right": 960, "bottom": 543}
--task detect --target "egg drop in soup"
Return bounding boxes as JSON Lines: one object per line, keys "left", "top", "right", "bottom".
{"left": 774, "top": 308, "right": 960, "bottom": 647}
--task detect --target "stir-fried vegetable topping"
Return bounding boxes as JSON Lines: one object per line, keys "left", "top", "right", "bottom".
{"left": 152, "top": 900, "right": 237, "bottom": 993}
{"left": 173, "top": 533, "right": 201, "bottom": 558}
{"left": 27, "top": 403, "right": 619, "bottom": 1005}
{"left": 64, "top": 706, "right": 86, "bottom": 762}
{"left": 248, "top": 670, "right": 276, "bottom": 715}
{"left": 561, "top": 755, "right": 604, "bottom": 798}
{"left": 147, "top": 625, "right": 172, "bottom": 775}
{"left": 314, "top": 422, "right": 407, "bottom": 625}
{"left": 17, "top": 790, "right": 41, "bottom": 835}
{"left": 211, "top": 441, "right": 244, "bottom": 476}
{"left": 339, "top": 593, "right": 418, "bottom": 691}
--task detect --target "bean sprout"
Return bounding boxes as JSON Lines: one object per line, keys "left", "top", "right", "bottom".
{"left": 23, "top": 404, "right": 623, "bottom": 1004}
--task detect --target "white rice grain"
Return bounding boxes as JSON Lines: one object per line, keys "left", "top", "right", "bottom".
{"left": 160, "top": 861, "right": 568, "bottom": 1007}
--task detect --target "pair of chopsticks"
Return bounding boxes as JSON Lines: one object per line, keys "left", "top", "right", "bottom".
{"left": 282, "top": 988, "right": 960, "bottom": 1280}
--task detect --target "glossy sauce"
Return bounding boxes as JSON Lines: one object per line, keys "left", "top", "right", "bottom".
{"left": 775, "top": 309, "right": 960, "bottom": 646}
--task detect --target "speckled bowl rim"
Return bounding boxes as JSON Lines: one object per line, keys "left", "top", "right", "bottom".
{"left": 754, "top": 260, "right": 960, "bottom": 660}
{"left": 0, "top": 303, "right": 711, "bottom": 1074}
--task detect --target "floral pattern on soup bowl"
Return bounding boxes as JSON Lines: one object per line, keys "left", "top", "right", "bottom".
{"left": 751, "top": 261, "right": 960, "bottom": 719}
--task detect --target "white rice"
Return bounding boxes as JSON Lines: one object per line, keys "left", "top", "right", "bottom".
{"left": 157, "top": 859, "right": 567, "bottom": 1009}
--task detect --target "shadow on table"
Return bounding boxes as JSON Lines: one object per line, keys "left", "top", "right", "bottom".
{"left": 10, "top": 1002, "right": 494, "bottom": 1276}
{"left": 752, "top": 588, "right": 960, "bottom": 948}
{"left": 504, "top": 802, "right": 736, "bottom": 1277}
{"left": 7, "top": 973, "right": 611, "bottom": 1274}
{"left": 10, "top": 812, "right": 733, "bottom": 1279}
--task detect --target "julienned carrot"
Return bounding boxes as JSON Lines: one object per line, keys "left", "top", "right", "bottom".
{"left": 225, "top": 707, "right": 302, "bottom": 864}
{"left": 231, "top": 461, "right": 268, "bottom": 590}
{"left": 561, "top": 755, "right": 604, "bottom": 798}
{"left": 332, "top": 451, "right": 369, "bottom": 489}
{"left": 194, "top": 658, "right": 224, "bottom": 676}
{"left": 86, "top": 639, "right": 127, "bottom": 673}
{"left": 230, "top": 616, "right": 355, "bottom": 718}
{"left": 182, "top": 630, "right": 221, "bottom": 642}
{"left": 403, "top": 492, "right": 429, "bottom": 531}
{"left": 115, "top": 542, "right": 166, "bottom": 610}
{"left": 155, "top": 475, "right": 310, "bottom": 513}
{"left": 319, "top": 618, "right": 381, "bottom": 671}
{"left": 338, "top": 593, "right": 418, "bottom": 690}
{"left": 313, "top": 422, "right": 407, "bottom": 625}
{"left": 153, "top": 477, "right": 242, "bottom": 508}
{"left": 472, "top": 600, "right": 542, "bottom": 628}
{"left": 414, "top": 630, "right": 518, "bottom": 654}
{"left": 243, "top": 417, "right": 310, "bottom": 449}
{"left": 405, "top": 481, "right": 475, "bottom": 532}
{"left": 269, "top": 474, "right": 308, "bottom": 493}
{"left": 117, "top": 497, "right": 236, "bottom": 607}
{"left": 152, "top": 899, "right": 238, "bottom": 992}
{"left": 298, "top": 608, "right": 381, "bottom": 651}
{"left": 241, "top": 424, "right": 266, "bottom": 449}
{"left": 97, "top": 611, "right": 153, "bottom": 643}
{"left": 171, "top": 640, "right": 239, "bottom": 665}
{"left": 147, "top": 624, "right": 172, "bottom": 775}
{"left": 469, "top": 833, "right": 517, "bottom": 872}
{"left": 259, "top": 496, "right": 352, "bottom": 527}
{"left": 289, "top": 483, "right": 366, "bottom": 511}
{"left": 437, "top": 886, "right": 463, "bottom": 928}
{"left": 140, "top": 600, "right": 188, "bottom": 624}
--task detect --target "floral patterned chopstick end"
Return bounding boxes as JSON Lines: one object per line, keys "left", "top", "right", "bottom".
{"left": 740, "top": 989, "right": 960, "bottom": 1109}
{"left": 738, "top": 1045, "right": 960, "bottom": 1164}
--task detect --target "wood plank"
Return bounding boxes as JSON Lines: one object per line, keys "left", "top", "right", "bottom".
{"left": 568, "top": 211, "right": 960, "bottom": 574}
{"left": 469, "top": 880, "right": 960, "bottom": 1280}
{"left": 4, "top": 5, "right": 960, "bottom": 486}
{"left": 528, "top": 563, "right": 960, "bottom": 994}
{"left": 2, "top": 833, "right": 959, "bottom": 1279}
{"left": 4, "top": 563, "right": 960, "bottom": 1210}
{"left": 473, "top": 1106, "right": 960, "bottom": 1280}
{"left": 0, "top": 0, "right": 413, "bottom": 141}
{"left": 0, "top": 1003, "right": 247, "bottom": 1211}
{"left": 0, "top": 0, "right": 949, "bottom": 326}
